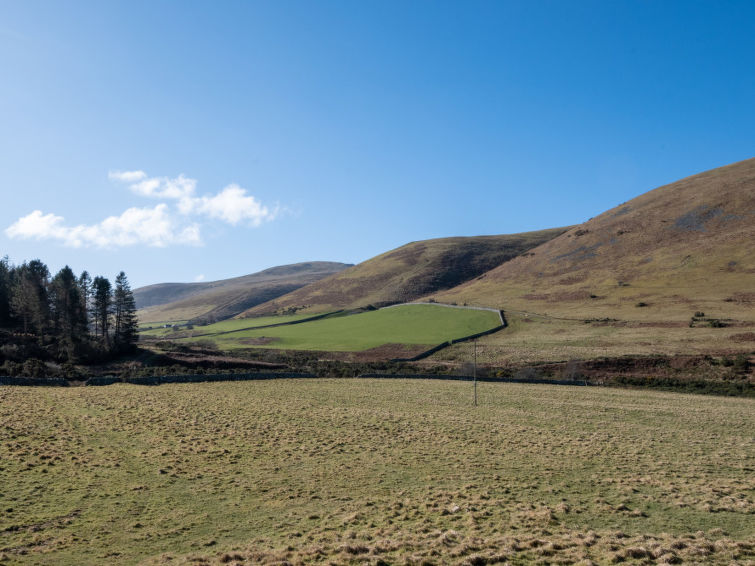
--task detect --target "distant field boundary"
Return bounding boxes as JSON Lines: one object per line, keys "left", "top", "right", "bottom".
{"left": 177, "top": 311, "right": 345, "bottom": 339}
{"left": 385, "top": 303, "right": 508, "bottom": 362}
{"left": 358, "top": 373, "right": 588, "bottom": 386}
{"left": 0, "top": 372, "right": 586, "bottom": 388}
{"left": 0, "top": 376, "right": 70, "bottom": 387}
{"left": 0, "top": 372, "right": 317, "bottom": 387}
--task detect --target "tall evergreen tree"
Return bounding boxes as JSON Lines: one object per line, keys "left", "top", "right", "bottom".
{"left": 78, "top": 271, "right": 92, "bottom": 331}
{"left": 0, "top": 256, "right": 11, "bottom": 327}
{"left": 92, "top": 276, "right": 112, "bottom": 345}
{"left": 10, "top": 260, "right": 50, "bottom": 335}
{"left": 50, "top": 266, "right": 88, "bottom": 360}
{"left": 113, "top": 271, "right": 138, "bottom": 352}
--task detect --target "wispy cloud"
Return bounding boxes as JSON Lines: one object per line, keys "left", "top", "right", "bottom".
{"left": 125, "top": 173, "right": 197, "bottom": 200}
{"left": 108, "top": 170, "right": 147, "bottom": 183}
{"left": 194, "top": 274, "right": 206, "bottom": 282}
{"left": 5, "top": 206, "right": 201, "bottom": 248}
{"left": 111, "top": 171, "right": 276, "bottom": 226}
{"left": 6, "top": 170, "right": 280, "bottom": 249}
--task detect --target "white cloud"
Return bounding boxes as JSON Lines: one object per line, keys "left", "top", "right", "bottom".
{"left": 5, "top": 207, "right": 202, "bottom": 248}
{"left": 108, "top": 170, "right": 147, "bottom": 183}
{"left": 110, "top": 170, "right": 275, "bottom": 226}
{"left": 179, "top": 184, "right": 276, "bottom": 226}
{"left": 5, "top": 170, "right": 279, "bottom": 250}
{"left": 194, "top": 274, "right": 206, "bottom": 282}
{"left": 5, "top": 210, "right": 69, "bottom": 241}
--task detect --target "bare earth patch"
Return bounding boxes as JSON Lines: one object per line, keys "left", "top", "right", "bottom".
{"left": 731, "top": 332, "right": 755, "bottom": 342}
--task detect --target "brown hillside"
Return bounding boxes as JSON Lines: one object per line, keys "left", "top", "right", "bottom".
{"left": 433, "top": 157, "right": 755, "bottom": 322}
{"left": 241, "top": 228, "right": 568, "bottom": 317}
{"left": 136, "top": 262, "right": 351, "bottom": 324}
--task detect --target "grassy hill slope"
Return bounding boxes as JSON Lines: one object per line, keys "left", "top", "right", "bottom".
{"left": 241, "top": 229, "right": 567, "bottom": 316}
{"left": 136, "top": 262, "right": 351, "bottom": 324}
{"left": 433, "top": 157, "right": 755, "bottom": 322}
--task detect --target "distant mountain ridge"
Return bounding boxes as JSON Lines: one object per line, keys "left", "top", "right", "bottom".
{"left": 136, "top": 262, "right": 352, "bottom": 323}
{"left": 139, "top": 158, "right": 755, "bottom": 328}
{"left": 241, "top": 228, "right": 569, "bottom": 316}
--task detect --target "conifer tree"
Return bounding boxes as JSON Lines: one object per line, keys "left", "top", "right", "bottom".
{"left": 50, "top": 266, "right": 88, "bottom": 360}
{"left": 78, "top": 271, "right": 92, "bottom": 330}
{"left": 0, "top": 256, "right": 11, "bottom": 327}
{"left": 92, "top": 276, "right": 112, "bottom": 345}
{"left": 113, "top": 271, "right": 138, "bottom": 352}
{"left": 10, "top": 260, "right": 50, "bottom": 335}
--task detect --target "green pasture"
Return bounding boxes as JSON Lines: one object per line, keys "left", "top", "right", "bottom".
{"left": 1, "top": 380, "right": 752, "bottom": 565}
{"left": 177, "top": 304, "right": 502, "bottom": 351}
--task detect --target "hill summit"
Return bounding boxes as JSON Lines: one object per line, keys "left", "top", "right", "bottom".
{"left": 136, "top": 261, "right": 351, "bottom": 323}
{"left": 434, "top": 157, "right": 755, "bottom": 320}
{"left": 241, "top": 228, "right": 568, "bottom": 316}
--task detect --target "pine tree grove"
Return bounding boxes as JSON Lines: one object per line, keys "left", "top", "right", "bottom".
{"left": 0, "top": 258, "right": 139, "bottom": 364}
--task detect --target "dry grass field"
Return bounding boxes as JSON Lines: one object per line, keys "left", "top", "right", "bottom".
{"left": 432, "top": 312, "right": 755, "bottom": 367}
{"left": 1, "top": 380, "right": 753, "bottom": 565}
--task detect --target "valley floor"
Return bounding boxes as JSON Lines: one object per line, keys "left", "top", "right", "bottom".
{"left": 1, "top": 380, "right": 753, "bottom": 564}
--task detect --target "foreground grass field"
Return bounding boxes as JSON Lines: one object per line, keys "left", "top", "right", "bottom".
{"left": 1, "top": 380, "right": 753, "bottom": 565}
{"left": 161, "top": 305, "right": 501, "bottom": 351}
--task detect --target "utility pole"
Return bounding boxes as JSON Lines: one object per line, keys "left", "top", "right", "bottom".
{"left": 473, "top": 338, "right": 477, "bottom": 407}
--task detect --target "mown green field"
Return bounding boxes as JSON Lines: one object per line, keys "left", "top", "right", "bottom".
{"left": 165, "top": 305, "right": 502, "bottom": 351}
{"left": 1, "top": 380, "right": 753, "bottom": 565}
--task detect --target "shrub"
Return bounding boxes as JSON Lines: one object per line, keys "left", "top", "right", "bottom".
{"left": 1, "top": 360, "right": 21, "bottom": 376}
{"left": 732, "top": 354, "right": 750, "bottom": 373}
{"left": 61, "top": 362, "right": 82, "bottom": 379}
{"left": 513, "top": 367, "right": 541, "bottom": 380}
{"left": 22, "top": 358, "right": 48, "bottom": 378}
{"left": 562, "top": 360, "right": 584, "bottom": 381}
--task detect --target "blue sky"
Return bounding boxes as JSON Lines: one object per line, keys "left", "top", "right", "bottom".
{"left": 1, "top": 0, "right": 753, "bottom": 288}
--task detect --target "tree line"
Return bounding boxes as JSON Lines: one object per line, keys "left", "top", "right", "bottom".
{"left": 0, "top": 257, "right": 138, "bottom": 363}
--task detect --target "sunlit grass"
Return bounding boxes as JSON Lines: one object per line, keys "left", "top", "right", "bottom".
{"left": 433, "top": 312, "right": 755, "bottom": 366}
{"left": 1, "top": 380, "right": 753, "bottom": 564}
{"left": 170, "top": 305, "right": 501, "bottom": 351}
